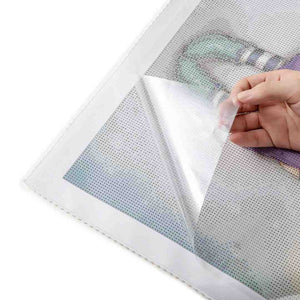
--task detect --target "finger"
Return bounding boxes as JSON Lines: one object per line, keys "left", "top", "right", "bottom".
{"left": 237, "top": 80, "right": 300, "bottom": 105}
{"left": 231, "top": 112, "right": 261, "bottom": 132}
{"left": 234, "top": 70, "right": 289, "bottom": 91}
{"left": 238, "top": 104, "right": 258, "bottom": 113}
{"left": 229, "top": 70, "right": 289, "bottom": 106}
{"left": 229, "top": 73, "right": 269, "bottom": 105}
{"left": 230, "top": 129, "right": 274, "bottom": 147}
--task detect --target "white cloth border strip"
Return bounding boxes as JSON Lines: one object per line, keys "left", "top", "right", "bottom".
{"left": 24, "top": 173, "right": 265, "bottom": 300}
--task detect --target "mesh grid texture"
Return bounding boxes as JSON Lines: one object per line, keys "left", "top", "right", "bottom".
{"left": 64, "top": 89, "right": 194, "bottom": 252}
{"left": 196, "top": 142, "right": 300, "bottom": 298}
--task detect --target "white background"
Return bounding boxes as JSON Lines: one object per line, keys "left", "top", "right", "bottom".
{"left": 0, "top": 1, "right": 204, "bottom": 299}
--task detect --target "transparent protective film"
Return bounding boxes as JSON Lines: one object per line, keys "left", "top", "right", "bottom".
{"left": 137, "top": 76, "right": 237, "bottom": 248}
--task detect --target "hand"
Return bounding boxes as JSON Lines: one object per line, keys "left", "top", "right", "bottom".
{"left": 229, "top": 70, "right": 300, "bottom": 151}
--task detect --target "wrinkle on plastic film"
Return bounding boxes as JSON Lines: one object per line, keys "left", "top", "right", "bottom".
{"left": 136, "top": 75, "right": 237, "bottom": 253}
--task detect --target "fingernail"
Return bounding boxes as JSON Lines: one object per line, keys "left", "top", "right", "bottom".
{"left": 238, "top": 90, "right": 252, "bottom": 102}
{"left": 231, "top": 95, "right": 240, "bottom": 107}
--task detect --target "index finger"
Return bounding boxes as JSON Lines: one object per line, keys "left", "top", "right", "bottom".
{"left": 229, "top": 73, "right": 268, "bottom": 106}
{"left": 229, "top": 70, "right": 291, "bottom": 106}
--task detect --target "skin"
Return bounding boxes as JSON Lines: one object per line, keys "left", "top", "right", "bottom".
{"left": 228, "top": 70, "right": 300, "bottom": 151}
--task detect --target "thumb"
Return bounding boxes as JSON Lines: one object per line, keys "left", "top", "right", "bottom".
{"left": 237, "top": 80, "right": 300, "bottom": 106}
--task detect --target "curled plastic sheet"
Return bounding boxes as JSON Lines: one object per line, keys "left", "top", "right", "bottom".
{"left": 138, "top": 76, "right": 237, "bottom": 241}
{"left": 25, "top": 1, "right": 300, "bottom": 300}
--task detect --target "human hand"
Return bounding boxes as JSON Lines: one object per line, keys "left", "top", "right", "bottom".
{"left": 229, "top": 70, "right": 300, "bottom": 151}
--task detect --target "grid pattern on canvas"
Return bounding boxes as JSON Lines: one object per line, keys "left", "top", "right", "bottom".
{"left": 64, "top": 89, "right": 194, "bottom": 252}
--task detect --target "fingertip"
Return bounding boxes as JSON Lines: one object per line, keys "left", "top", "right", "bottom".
{"left": 229, "top": 132, "right": 250, "bottom": 147}
{"left": 229, "top": 133, "right": 242, "bottom": 145}
{"left": 231, "top": 95, "right": 240, "bottom": 107}
{"left": 230, "top": 129, "right": 274, "bottom": 148}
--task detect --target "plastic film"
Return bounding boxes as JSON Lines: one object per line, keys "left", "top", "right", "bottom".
{"left": 137, "top": 76, "right": 237, "bottom": 239}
